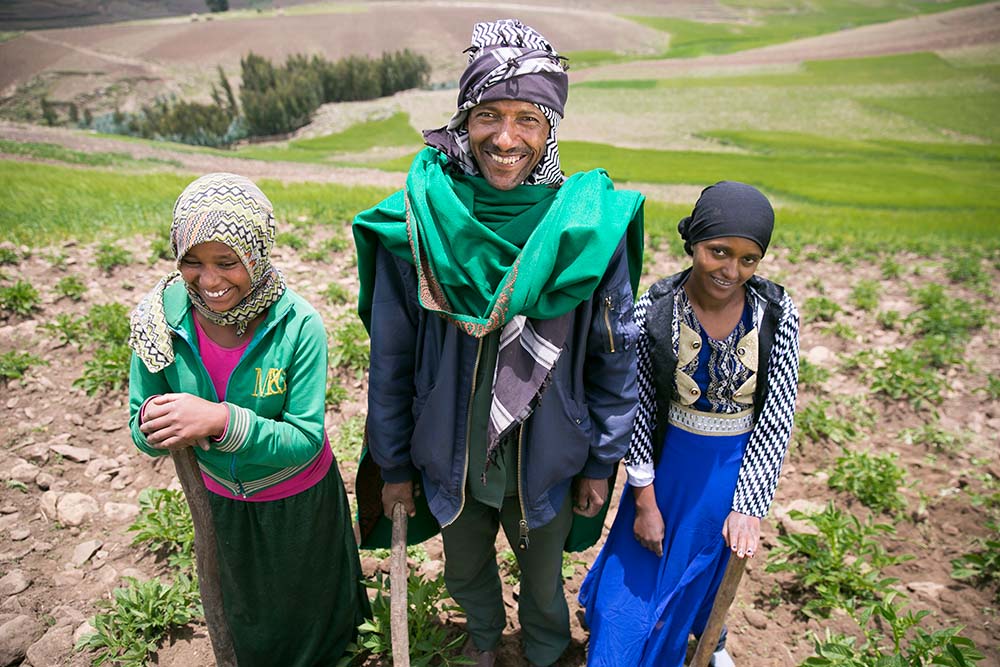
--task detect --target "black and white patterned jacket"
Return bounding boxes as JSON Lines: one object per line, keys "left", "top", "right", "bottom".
{"left": 625, "top": 269, "right": 800, "bottom": 518}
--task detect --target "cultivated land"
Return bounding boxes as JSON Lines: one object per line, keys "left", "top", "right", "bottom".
{"left": 0, "top": 2, "right": 999, "bottom": 666}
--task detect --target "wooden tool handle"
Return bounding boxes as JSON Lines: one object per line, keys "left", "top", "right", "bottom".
{"left": 390, "top": 502, "right": 410, "bottom": 667}
{"left": 689, "top": 552, "right": 746, "bottom": 667}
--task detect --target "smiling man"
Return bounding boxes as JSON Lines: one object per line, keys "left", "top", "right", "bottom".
{"left": 353, "top": 19, "right": 645, "bottom": 667}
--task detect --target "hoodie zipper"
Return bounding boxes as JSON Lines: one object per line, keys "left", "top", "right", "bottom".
{"left": 442, "top": 337, "right": 484, "bottom": 529}
{"left": 603, "top": 295, "right": 616, "bottom": 353}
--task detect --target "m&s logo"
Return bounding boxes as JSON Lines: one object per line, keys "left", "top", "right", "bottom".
{"left": 253, "top": 368, "right": 286, "bottom": 397}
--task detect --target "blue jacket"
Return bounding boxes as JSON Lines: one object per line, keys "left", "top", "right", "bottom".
{"left": 366, "top": 238, "right": 639, "bottom": 531}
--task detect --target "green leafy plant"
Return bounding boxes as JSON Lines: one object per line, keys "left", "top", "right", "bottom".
{"left": 0, "top": 280, "right": 41, "bottom": 316}
{"left": 899, "top": 420, "right": 966, "bottom": 453}
{"left": 766, "top": 503, "right": 913, "bottom": 618}
{"left": 329, "top": 317, "right": 370, "bottom": 377}
{"left": 794, "top": 397, "right": 872, "bottom": 446}
{"left": 863, "top": 347, "right": 946, "bottom": 410}
{"left": 951, "top": 520, "right": 1000, "bottom": 603}
{"left": 906, "top": 284, "right": 988, "bottom": 341}
{"left": 332, "top": 415, "right": 365, "bottom": 463}
{"left": 74, "top": 343, "right": 131, "bottom": 395}
{"left": 343, "top": 572, "right": 471, "bottom": 667}
{"left": 849, "top": 279, "right": 879, "bottom": 312}
{"left": 326, "top": 375, "right": 349, "bottom": 407}
{"left": 0, "top": 246, "right": 20, "bottom": 265}
{"left": 0, "top": 350, "right": 44, "bottom": 382}
{"left": 798, "top": 358, "right": 831, "bottom": 390}
{"left": 40, "top": 313, "right": 85, "bottom": 347}
{"left": 803, "top": 296, "right": 842, "bottom": 324}
{"left": 302, "top": 235, "right": 351, "bottom": 261}
{"left": 822, "top": 322, "right": 856, "bottom": 340}
{"left": 76, "top": 575, "right": 201, "bottom": 667}
{"left": 276, "top": 230, "right": 309, "bottom": 250}
{"left": 322, "top": 282, "right": 352, "bottom": 305}
{"left": 44, "top": 250, "right": 68, "bottom": 269}
{"left": 876, "top": 309, "right": 901, "bottom": 330}
{"left": 55, "top": 274, "right": 87, "bottom": 301}
{"left": 976, "top": 373, "right": 1000, "bottom": 401}
{"left": 94, "top": 241, "right": 133, "bottom": 274}
{"left": 944, "top": 252, "right": 987, "bottom": 288}
{"left": 148, "top": 236, "right": 172, "bottom": 264}
{"left": 128, "top": 488, "right": 195, "bottom": 573}
{"left": 828, "top": 448, "right": 907, "bottom": 516}
{"left": 802, "top": 594, "right": 984, "bottom": 666}
{"left": 880, "top": 257, "right": 903, "bottom": 279}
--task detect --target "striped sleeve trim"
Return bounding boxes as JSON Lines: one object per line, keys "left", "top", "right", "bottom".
{"left": 624, "top": 292, "right": 655, "bottom": 468}
{"left": 732, "top": 293, "right": 800, "bottom": 518}
{"left": 214, "top": 403, "right": 253, "bottom": 453}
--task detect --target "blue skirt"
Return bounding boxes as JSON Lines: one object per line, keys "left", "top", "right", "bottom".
{"left": 579, "top": 421, "right": 748, "bottom": 667}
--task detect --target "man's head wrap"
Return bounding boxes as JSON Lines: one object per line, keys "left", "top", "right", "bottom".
{"left": 678, "top": 181, "right": 775, "bottom": 256}
{"left": 422, "top": 19, "right": 569, "bottom": 186}
{"left": 128, "top": 172, "right": 286, "bottom": 373}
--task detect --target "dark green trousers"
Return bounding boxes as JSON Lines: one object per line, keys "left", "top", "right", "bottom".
{"left": 441, "top": 492, "right": 573, "bottom": 666}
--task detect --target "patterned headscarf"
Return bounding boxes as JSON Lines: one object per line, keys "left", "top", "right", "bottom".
{"left": 422, "top": 19, "right": 569, "bottom": 186}
{"left": 128, "top": 172, "right": 286, "bottom": 373}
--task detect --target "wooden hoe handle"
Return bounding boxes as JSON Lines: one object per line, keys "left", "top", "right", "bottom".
{"left": 390, "top": 501, "right": 411, "bottom": 667}
{"left": 689, "top": 552, "right": 746, "bottom": 667}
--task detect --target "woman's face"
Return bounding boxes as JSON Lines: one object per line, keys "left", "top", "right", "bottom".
{"left": 688, "top": 236, "right": 763, "bottom": 303}
{"left": 179, "top": 241, "right": 251, "bottom": 313}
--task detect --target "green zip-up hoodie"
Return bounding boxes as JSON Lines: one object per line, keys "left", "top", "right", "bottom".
{"left": 128, "top": 282, "right": 328, "bottom": 497}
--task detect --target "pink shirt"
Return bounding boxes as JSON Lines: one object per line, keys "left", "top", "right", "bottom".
{"left": 194, "top": 317, "right": 332, "bottom": 502}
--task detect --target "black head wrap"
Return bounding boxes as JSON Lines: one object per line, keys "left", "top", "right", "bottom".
{"left": 678, "top": 181, "right": 774, "bottom": 256}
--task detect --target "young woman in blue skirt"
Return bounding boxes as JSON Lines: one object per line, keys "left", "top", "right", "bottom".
{"left": 579, "top": 181, "right": 800, "bottom": 667}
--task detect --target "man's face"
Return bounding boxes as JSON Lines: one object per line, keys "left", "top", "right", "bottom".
{"left": 467, "top": 100, "right": 550, "bottom": 191}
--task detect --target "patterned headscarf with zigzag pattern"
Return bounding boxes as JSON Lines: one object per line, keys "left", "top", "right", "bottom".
{"left": 422, "top": 19, "right": 569, "bottom": 186}
{"left": 128, "top": 172, "right": 286, "bottom": 373}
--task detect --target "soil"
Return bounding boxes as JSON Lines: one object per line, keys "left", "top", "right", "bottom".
{"left": 0, "top": 4, "right": 998, "bottom": 666}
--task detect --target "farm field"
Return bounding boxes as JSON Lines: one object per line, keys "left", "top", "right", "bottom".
{"left": 0, "top": 1, "right": 999, "bottom": 666}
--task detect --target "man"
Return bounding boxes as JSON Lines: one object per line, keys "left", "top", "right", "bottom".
{"left": 353, "top": 19, "right": 644, "bottom": 667}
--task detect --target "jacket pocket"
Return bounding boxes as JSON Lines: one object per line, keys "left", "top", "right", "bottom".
{"left": 598, "top": 287, "right": 634, "bottom": 354}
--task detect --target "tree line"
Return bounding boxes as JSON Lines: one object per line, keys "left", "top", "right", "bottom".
{"left": 57, "top": 49, "right": 431, "bottom": 147}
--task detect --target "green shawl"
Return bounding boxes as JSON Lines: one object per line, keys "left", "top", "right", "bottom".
{"left": 353, "top": 147, "right": 644, "bottom": 334}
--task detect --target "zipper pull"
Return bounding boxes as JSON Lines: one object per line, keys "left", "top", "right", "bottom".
{"left": 236, "top": 479, "right": 247, "bottom": 498}
{"left": 518, "top": 519, "right": 530, "bottom": 551}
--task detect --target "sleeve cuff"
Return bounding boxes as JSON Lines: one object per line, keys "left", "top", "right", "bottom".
{"left": 214, "top": 403, "right": 253, "bottom": 453}
{"left": 581, "top": 459, "right": 614, "bottom": 480}
{"left": 626, "top": 461, "right": 654, "bottom": 488}
{"left": 381, "top": 464, "right": 418, "bottom": 484}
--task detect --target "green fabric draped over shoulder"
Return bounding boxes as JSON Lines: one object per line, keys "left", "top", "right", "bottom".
{"left": 353, "top": 147, "right": 644, "bottom": 335}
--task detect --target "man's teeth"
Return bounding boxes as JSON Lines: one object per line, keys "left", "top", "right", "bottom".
{"left": 205, "top": 288, "right": 229, "bottom": 298}
{"left": 490, "top": 153, "right": 523, "bottom": 165}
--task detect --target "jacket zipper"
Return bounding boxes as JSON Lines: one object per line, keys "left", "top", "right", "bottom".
{"left": 603, "top": 295, "right": 616, "bottom": 353}
{"left": 442, "top": 337, "right": 484, "bottom": 528}
{"left": 516, "top": 425, "right": 529, "bottom": 551}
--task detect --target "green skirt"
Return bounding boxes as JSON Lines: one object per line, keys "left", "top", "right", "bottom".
{"left": 208, "top": 460, "right": 370, "bottom": 667}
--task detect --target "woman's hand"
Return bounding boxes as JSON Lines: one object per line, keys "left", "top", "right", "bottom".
{"left": 632, "top": 484, "right": 664, "bottom": 557}
{"left": 140, "top": 393, "right": 228, "bottom": 451}
{"left": 722, "top": 510, "right": 760, "bottom": 559}
{"left": 382, "top": 480, "right": 416, "bottom": 519}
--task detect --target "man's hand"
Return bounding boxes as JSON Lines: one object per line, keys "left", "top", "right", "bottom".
{"left": 140, "top": 393, "right": 228, "bottom": 451}
{"left": 573, "top": 477, "right": 608, "bottom": 518}
{"left": 382, "top": 480, "right": 416, "bottom": 519}
{"left": 722, "top": 510, "right": 760, "bottom": 559}
{"left": 632, "top": 483, "right": 664, "bottom": 557}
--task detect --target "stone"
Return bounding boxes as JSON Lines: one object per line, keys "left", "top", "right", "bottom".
{"left": 771, "top": 499, "right": 825, "bottom": 535}
{"left": 55, "top": 493, "right": 99, "bottom": 527}
{"left": 743, "top": 607, "right": 769, "bottom": 630}
{"left": 9, "top": 461, "right": 40, "bottom": 484}
{"left": 26, "top": 624, "right": 73, "bottom": 667}
{"left": 8, "top": 529, "right": 29, "bottom": 542}
{"left": 73, "top": 620, "right": 95, "bottom": 646}
{"left": 35, "top": 472, "right": 55, "bottom": 490}
{"left": 65, "top": 413, "right": 84, "bottom": 427}
{"left": 52, "top": 570, "right": 84, "bottom": 587}
{"left": 0, "top": 514, "right": 20, "bottom": 532}
{"left": 50, "top": 444, "right": 93, "bottom": 463}
{"left": 907, "top": 580, "right": 946, "bottom": 601}
{"left": 103, "top": 502, "right": 139, "bottom": 523}
{"left": 40, "top": 492, "right": 60, "bottom": 521}
{"left": 0, "top": 570, "right": 31, "bottom": 597}
{"left": 0, "top": 614, "right": 43, "bottom": 666}
{"left": 71, "top": 539, "right": 102, "bottom": 568}
{"left": 805, "top": 345, "right": 834, "bottom": 365}
{"left": 0, "top": 544, "right": 33, "bottom": 563}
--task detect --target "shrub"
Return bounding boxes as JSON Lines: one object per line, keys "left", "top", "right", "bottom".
{"left": 128, "top": 488, "right": 195, "bottom": 573}
{"left": 0, "top": 280, "right": 41, "bottom": 316}
{"left": 907, "top": 284, "right": 988, "bottom": 341}
{"left": 94, "top": 242, "right": 132, "bottom": 274}
{"left": 794, "top": 397, "right": 871, "bottom": 446}
{"left": 0, "top": 246, "right": 19, "bottom": 265}
{"left": 767, "top": 503, "right": 912, "bottom": 618}
{"left": 41, "top": 313, "right": 85, "bottom": 347}
{"left": 899, "top": 421, "right": 967, "bottom": 453}
{"left": 802, "top": 296, "right": 842, "bottom": 324}
{"left": 76, "top": 575, "right": 201, "bottom": 667}
{"left": 0, "top": 350, "right": 44, "bottom": 382}
{"left": 74, "top": 343, "right": 131, "bottom": 395}
{"left": 828, "top": 448, "right": 907, "bottom": 515}
{"left": 849, "top": 279, "right": 879, "bottom": 312}
{"left": 346, "top": 572, "right": 468, "bottom": 667}
{"left": 55, "top": 275, "right": 87, "bottom": 301}
{"left": 863, "top": 347, "right": 946, "bottom": 410}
